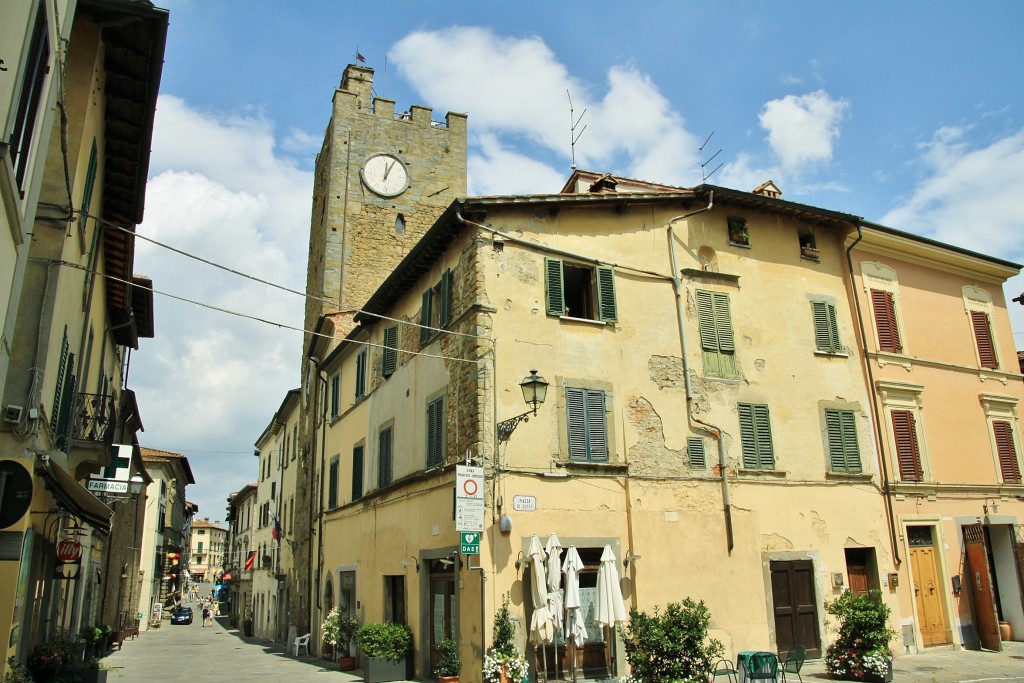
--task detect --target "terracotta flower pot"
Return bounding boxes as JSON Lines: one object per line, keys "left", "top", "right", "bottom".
{"left": 338, "top": 656, "right": 357, "bottom": 671}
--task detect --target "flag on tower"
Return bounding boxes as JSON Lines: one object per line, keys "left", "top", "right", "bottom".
{"left": 356, "top": 51, "right": 366, "bottom": 63}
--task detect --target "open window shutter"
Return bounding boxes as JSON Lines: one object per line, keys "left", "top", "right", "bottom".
{"left": 51, "top": 333, "right": 70, "bottom": 433}
{"left": 891, "top": 409, "right": 922, "bottom": 481}
{"left": 566, "top": 387, "right": 588, "bottom": 461}
{"left": 584, "top": 389, "right": 608, "bottom": 461}
{"left": 753, "top": 404, "right": 774, "bottom": 468}
{"left": 328, "top": 460, "right": 339, "bottom": 508}
{"left": 55, "top": 355, "right": 77, "bottom": 451}
{"left": 813, "top": 302, "right": 841, "bottom": 352}
{"left": 355, "top": 350, "right": 367, "bottom": 398}
{"left": 545, "top": 258, "right": 564, "bottom": 316}
{"left": 351, "top": 446, "right": 364, "bottom": 500}
{"left": 420, "top": 289, "right": 432, "bottom": 346}
{"left": 697, "top": 290, "right": 718, "bottom": 351}
{"left": 871, "top": 289, "right": 902, "bottom": 353}
{"left": 439, "top": 268, "right": 452, "bottom": 328}
{"left": 713, "top": 292, "right": 735, "bottom": 352}
{"left": 382, "top": 326, "right": 398, "bottom": 377}
{"left": 738, "top": 404, "right": 758, "bottom": 468}
{"left": 378, "top": 428, "right": 393, "bottom": 488}
{"left": 993, "top": 420, "right": 1021, "bottom": 483}
{"left": 426, "top": 397, "right": 444, "bottom": 468}
{"left": 826, "top": 409, "right": 861, "bottom": 472}
{"left": 970, "top": 311, "right": 998, "bottom": 369}
{"left": 596, "top": 266, "right": 617, "bottom": 323}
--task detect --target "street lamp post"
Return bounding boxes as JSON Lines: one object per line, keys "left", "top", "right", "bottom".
{"left": 496, "top": 370, "right": 549, "bottom": 442}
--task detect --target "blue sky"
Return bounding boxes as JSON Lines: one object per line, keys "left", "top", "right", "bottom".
{"left": 131, "top": 0, "right": 1024, "bottom": 523}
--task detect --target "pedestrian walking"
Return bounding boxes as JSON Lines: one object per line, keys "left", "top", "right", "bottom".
{"left": 202, "top": 606, "right": 212, "bottom": 627}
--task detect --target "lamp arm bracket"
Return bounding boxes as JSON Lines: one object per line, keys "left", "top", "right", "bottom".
{"left": 497, "top": 410, "right": 533, "bottom": 442}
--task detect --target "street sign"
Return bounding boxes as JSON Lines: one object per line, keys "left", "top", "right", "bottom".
{"left": 456, "top": 465, "right": 484, "bottom": 500}
{"left": 461, "top": 531, "right": 480, "bottom": 555}
{"left": 86, "top": 478, "right": 129, "bottom": 494}
{"left": 56, "top": 538, "right": 82, "bottom": 562}
{"left": 512, "top": 495, "right": 537, "bottom": 512}
{"left": 455, "top": 498, "right": 485, "bottom": 532}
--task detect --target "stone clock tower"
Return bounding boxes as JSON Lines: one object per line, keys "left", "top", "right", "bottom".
{"left": 303, "top": 64, "right": 468, "bottom": 346}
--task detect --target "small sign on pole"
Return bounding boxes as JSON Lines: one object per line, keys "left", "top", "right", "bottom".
{"left": 460, "top": 531, "right": 480, "bottom": 555}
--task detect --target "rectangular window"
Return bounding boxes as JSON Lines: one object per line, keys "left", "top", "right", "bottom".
{"left": 825, "top": 409, "right": 861, "bottom": 472}
{"left": 378, "top": 426, "right": 393, "bottom": 488}
{"left": 292, "top": 426, "right": 298, "bottom": 460}
{"left": 891, "top": 409, "right": 923, "bottom": 481}
{"left": 330, "top": 374, "right": 340, "bottom": 418}
{"left": 687, "top": 438, "right": 706, "bottom": 469}
{"left": 352, "top": 445, "right": 364, "bottom": 501}
{"left": 80, "top": 138, "right": 98, "bottom": 243}
{"left": 197, "top": 542, "right": 204, "bottom": 554}
{"left": 812, "top": 301, "right": 842, "bottom": 353}
{"left": 545, "top": 258, "right": 617, "bottom": 322}
{"left": 9, "top": 4, "right": 50, "bottom": 192}
{"left": 355, "top": 349, "right": 368, "bottom": 399}
{"left": 970, "top": 310, "right": 998, "bottom": 369}
{"left": 382, "top": 326, "right": 398, "bottom": 378}
{"left": 870, "top": 289, "right": 903, "bottom": 353}
{"left": 566, "top": 387, "right": 608, "bottom": 462}
{"left": 328, "top": 457, "right": 339, "bottom": 509}
{"left": 420, "top": 270, "right": 453, "bottom": 348}
{"left": 426, "top": 395, "right": 445, "bottom": 468}
{"left": 696, "top": 290, "right": 738, "bottom": 378}
{"left": 738, "top": 403, "right": 774, "bottom": 469}
{"left": 992, "top": 420, "right": 1021, "bottom": 484}
{"left": 420, "top": 289, "right": 433, "bottom": 346}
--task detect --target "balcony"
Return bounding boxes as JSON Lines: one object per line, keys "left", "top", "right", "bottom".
{"left": 72, "top": 392, "right": 117, "bottom": 445}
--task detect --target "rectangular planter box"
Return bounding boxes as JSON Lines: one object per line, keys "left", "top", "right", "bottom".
{"left": 362, "top": 656, "right": 407, "bottom": 683}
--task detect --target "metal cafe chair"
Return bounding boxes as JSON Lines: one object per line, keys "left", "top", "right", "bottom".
{"left": 712, "top": 658, "right": 739, "bottom": 683}
{"left": 779, "top": 645, "right": 806, "bottom": 683}
{"left": 745, "top": 651, "right": 779, "bottom": 683}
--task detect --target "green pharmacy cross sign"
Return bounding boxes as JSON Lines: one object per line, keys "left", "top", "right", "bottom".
{"left": 460, "top": 532, "right": 480, "bottom": 555}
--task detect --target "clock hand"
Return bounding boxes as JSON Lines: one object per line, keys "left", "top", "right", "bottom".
{"left": 382, "top": 160, "right": 394, "bottom": 181}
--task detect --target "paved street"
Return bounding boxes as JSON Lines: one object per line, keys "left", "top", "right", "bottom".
{"left": 104, "top": 608, "right": 1024, "bottom": 683}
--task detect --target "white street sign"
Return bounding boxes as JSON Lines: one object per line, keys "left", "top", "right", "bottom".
{"left": 456, "top": 465, "right": 484, "bottom": 500}
{"left": 86, "top": 479, "right": 128, "bottom": 493}
{"left": 456, "top": 498, "right": 485, "bottom": 532}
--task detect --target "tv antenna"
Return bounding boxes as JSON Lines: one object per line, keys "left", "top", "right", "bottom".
{"left": 699, "top": 131, "right": 723, "bottom": 182}
{"left": 568, "top": 90, "right": 587, "bottom": 171}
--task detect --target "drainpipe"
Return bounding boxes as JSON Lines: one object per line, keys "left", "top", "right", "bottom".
{"left": 666, "top": 191, "right": 735, "bottom": 552}
{"left": 845, "top": 223, "right": 901, "bottom": 566}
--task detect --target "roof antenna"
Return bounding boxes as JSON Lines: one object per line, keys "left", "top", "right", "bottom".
{"left": 568, "top": 90, "right": 587, "bottom": 171}
{"left": 699, "top": 131, "right": 723, "bottom": 182}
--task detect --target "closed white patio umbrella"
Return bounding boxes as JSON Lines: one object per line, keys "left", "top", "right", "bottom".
{"left": 545, "top": 533, "right": 564, "bottom": 635}
{"left": 528, "top": 534, "right": 554, "bottom": 644}
{"left": 593, "top": 544, "right": 627, "bottom": 629}
{"left": 562, "top": 546, "right": 587, "bottom": 682}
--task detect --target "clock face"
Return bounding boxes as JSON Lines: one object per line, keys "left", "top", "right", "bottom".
{"left": 360, "top": 154, "right": 409, "bottom": 197}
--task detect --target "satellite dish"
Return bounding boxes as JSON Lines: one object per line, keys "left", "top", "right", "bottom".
{"left": 0, "top": 460, "right": 33, "bottom": 528}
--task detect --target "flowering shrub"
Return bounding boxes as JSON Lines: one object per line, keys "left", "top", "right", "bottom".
{"left": 825, "top": 647, "right": 891, "bottom": 680}
{"left": 482, "top": 651, "right": 529, "bottom": 682}
{"left": 27, "top": 629, "right": 77, "bottom": 673}
{"left": 824, "top": 590, "right": 895, "bottom": 681}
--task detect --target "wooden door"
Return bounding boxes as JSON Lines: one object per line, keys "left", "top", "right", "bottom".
{"left": 845, "top": 548, "right": 870, "bottom": 595}
{"left": 963, "top": 524, "right": 1001, "bottom": 651}
{"left": 909, "top": 546, "right": 948, "bottom": 645}
{"left": 770, "top": 560, "right": 821, "bottom": 658}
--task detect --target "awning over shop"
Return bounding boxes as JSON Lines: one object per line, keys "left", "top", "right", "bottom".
{"left": 35, "top": 455, "right": 112, "bottom": 534}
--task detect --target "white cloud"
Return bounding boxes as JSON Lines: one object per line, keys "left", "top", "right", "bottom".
{"left": 132, "top": 96, "right": 311, "bottom": 520}
{"left": 469, "top": 134, "right": 565, "bottom": 196}
{"left": 759, "top": 90, "right": 849, "bottom": 171}
{"left": 390, "top": 27, "right": 701, "bottom": 190}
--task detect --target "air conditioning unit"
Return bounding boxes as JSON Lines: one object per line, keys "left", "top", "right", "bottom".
{"left": 3, "top": 405, "right": 24, "bottom": 424}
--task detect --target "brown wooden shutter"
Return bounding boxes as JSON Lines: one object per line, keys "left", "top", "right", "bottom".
{"left": 971, "top": 310, "right": 998, "bottom": 369}
{"left": 891, "top": 409, "right": 923, "bottom": 481}
{"left": 993, "top": 420, "right": 1022, "bottom": 483}
{"left": 871, "top": 289, "right": 902, "bottom": 353}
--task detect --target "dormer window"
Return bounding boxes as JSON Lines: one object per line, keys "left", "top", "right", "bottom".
{"left": 727, "top": 218, "right": 749, "bottom": 247}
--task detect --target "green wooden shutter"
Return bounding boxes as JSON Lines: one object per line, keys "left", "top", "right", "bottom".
{"left": 826, "top": 409, "right": 861, "bottom": 472}
{"left": 596, "top": 266, "right": 617, "bottom": 323}
{"left": 752, "top": 404, "right": 774, "bottom": 468}
{"left": 328, "top": 459, "right": 339, "bottom": 508}
{"left": 420, "top": 289, "right": 433, "bottom": 346}
{"left": 713, "top": 292, "right": 735, "bottom": 352}
{"left": 81, "top": 138, "right": 97, "bottom": 232}
{"left": 993, "top": 420, "right": 1021, "bottom": 483}
{"left": 739, "top": 403, "right": 774, "bottom": 469}
{"left": 566, "top": 387, "right": 587, "bottom": 461}
{"left": 812, "top": 301, "right": 842, "bottom": 353}
{"left": 382, "top": 326, "right": 398, "bottom": 377}
{"left": 355, "top": 349, "right": 367, "bottom": 399}
{"left": 330, "top": 375, "right": 340, "bottom": 418}
{"left": 351, "top": 446, "right": 364, "bottom": 501}
{"left": 971, "top": 311, "right": 998, "bottom": 369}
{"left": 51, "top": 330, "right": 70, "bottom": 433}
{"left": 545, "top": 258, "right": 564, "bottom": 316}
{"left": 378, "top": 427, "right": 393, "bottom": 487}
{"left": 439, "top": 268, "right": 452, "bottom": 328}
{"left": 891, "top": 410, "right": 922, "bottom": 481}
{"left": 54, "top": 354, "right": 77, "bottom": 451}
{"left": 696, "top": 290, "right": 718, "bottom": 351}
{"left": 426, "top": 396, "right": 444, "bottom": 468}
{"left": 687, "top": 438, "right": 707, "bottom": 469}
{"left": 585, "top": 389, "right": 608, "bottom": 461}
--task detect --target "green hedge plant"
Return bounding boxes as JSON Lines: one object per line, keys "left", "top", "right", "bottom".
{"left": 622, "top": 598, "right": 724, "bottom": 683}
{"left": 355, "top": 622, "right": 412, "bottom": 660}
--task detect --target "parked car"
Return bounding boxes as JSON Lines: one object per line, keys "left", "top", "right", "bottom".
{"left": 171, "top": 607, "right": 193, "bottom": 625}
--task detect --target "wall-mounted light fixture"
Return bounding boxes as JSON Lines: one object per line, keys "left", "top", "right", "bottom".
{"left": 623, "top": 550, "right": 641, "bottom": 568}
{"left": 514, "top": 550, "right": 525, "bottom": 572}
{"left": 439, "top": 550, "right": 462, "bottom": 569}
{"left": 497, "top": 369, "right": 549, "bottom": 442}
{"left": 401, "top": 555, "right": 419, "bottom": 572}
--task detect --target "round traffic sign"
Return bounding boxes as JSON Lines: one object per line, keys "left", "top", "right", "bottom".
{"left": 462, "top": 479, "right": 478, "bottom": 497}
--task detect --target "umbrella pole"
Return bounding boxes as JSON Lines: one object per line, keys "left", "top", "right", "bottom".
{"left": 543, "top": 641, "right": 549, "bottom": 682}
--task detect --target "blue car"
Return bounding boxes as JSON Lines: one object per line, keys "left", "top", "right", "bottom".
{"left": 170, "top": 607, "right": 193, "bottom": 625}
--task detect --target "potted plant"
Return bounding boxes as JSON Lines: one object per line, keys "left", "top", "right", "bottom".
{"left": 824, "top": 590, "right": 896, "bottom": 683}
{"left": 27, "top": 629, "right": 77, "bottom": 681}
{"left": 78, "top": 626, "right": 101, "bottom": 658}
{"left": 482, "top": 595, "right": 528, "bottom": 683}
{"left": 2, "top": 656, "right": 33, "bottom": 683}
{"left": 728, "top": 218, "right": 749, "bottom": 245}
{"left": 97, "top": 625, "right": 113, "bottom": 653}
{"left": 73, "top": 658, "right": 111, "bottom": 683}
{"left": 355, "top": 622, "right": 412, "bottom": 683}
{"left": 434, "top": 637, "right": 461, "bottom": 682}
{"left": 322, "top": 607, "right": 360, "bottom": 670}
{"left": 621, "top": 598, "right": 724, "bottom": 682}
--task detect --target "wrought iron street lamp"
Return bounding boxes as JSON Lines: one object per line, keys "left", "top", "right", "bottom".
{"left": 496, "top": 369, "right": 549, "bottom": 442}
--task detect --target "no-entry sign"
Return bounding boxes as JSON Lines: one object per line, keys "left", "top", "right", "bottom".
{"left": 456, "top": 465, "right": 484, "bottom": 500}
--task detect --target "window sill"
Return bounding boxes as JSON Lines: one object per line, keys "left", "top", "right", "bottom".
{"left": 825, "top": 471, "right": 873, "bottom": 482}
{"left": 728, "top": 241, "right": 751, "bottom": 249}
{"left": 813, "top": 350, "right": 849, "bottom": 359}
{"left": 738, "top": 468, "right": 787, "bottom": 479}
{"left": 556, "top": 460, "right": 628, "bottom": 474}
{"left": 557, "top": 315, "right": 609, "bottom": 326}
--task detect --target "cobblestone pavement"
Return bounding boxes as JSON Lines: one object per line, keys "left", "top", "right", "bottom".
{"left": 104, "top": 610, "right": 1024, "bottom": 683}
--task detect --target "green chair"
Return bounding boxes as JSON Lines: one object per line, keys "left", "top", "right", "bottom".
{"left": 712, "top": 658, "right": 739, "bottom": 683}
{"left": 746, "top": 651, "right": 779, "bottom": 682}
{"left": 780, "top": 645, "right": 806, "bottom": 683}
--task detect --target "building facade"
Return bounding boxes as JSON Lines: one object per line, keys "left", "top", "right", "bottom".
{"left": 225, "top": 483, "right": 257, "bottom": 632}
{"left": 189, "top": 518, "right": 227, "bottom": 583}
{"left": 0, "top": 0, "right": 167, "bottom": 670}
